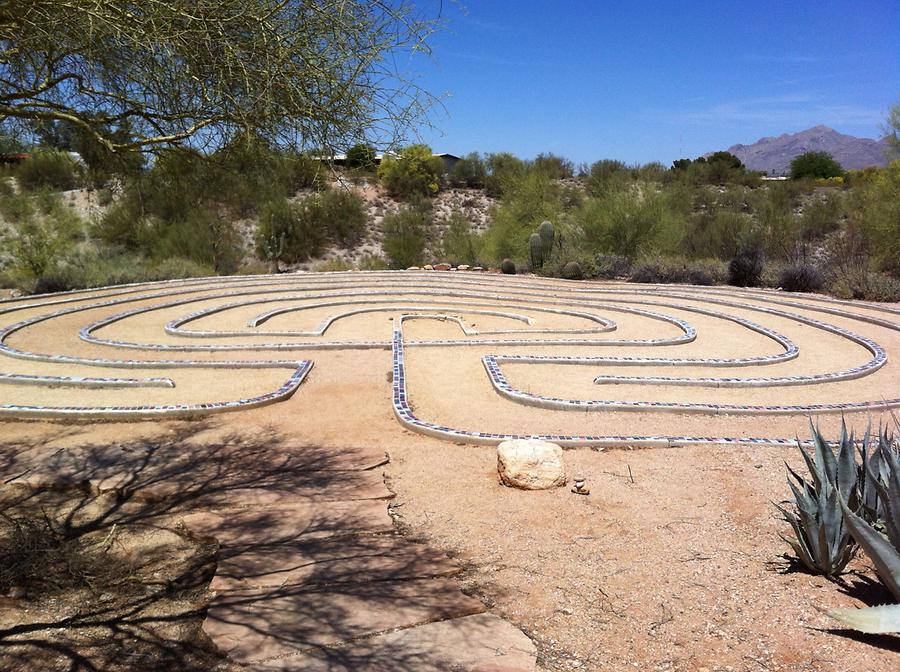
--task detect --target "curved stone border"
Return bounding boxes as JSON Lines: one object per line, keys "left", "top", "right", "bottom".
{"left": 0, "top": 362, "right": 311, "bottom": 420}
{"left": 2, "top": 271, "right": 897, "bottom": 437}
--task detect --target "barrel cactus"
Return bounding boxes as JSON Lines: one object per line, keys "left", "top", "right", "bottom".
{"left": 538, "top": 220, "right": 554, "bottom": 256}
{"left": 500, "top": 258, "right": 516, "bottom": 275}
{"left": 562, "top": 260, "right": 583, "bottom": 280}
{"left": 528, "top": 232, "right": 543, "bottom": 270}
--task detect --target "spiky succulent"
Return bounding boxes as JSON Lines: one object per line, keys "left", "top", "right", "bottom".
{"left": 828, "top": 433, "right": 900, "bottom": 633}
{"left": 538, "top": 219, "right": 554, "bottom": 256}
{"left": 528, "top": 232, "right": 543, "bottom": 270}
{"left": 775, "top": 421, "right": 861, "bottom": 576}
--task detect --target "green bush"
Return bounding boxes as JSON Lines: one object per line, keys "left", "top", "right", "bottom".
{"left": 4, "top": 193, "right": 83, "bottom": 280}
{"left": 800, "top": 192, "right": 844, "bottom": 240}
{"left": 16, "top": 150, "right": 82, "bottom": 191}
{"left": 256, "top": 198, "right": 328, "bottom": 264}
{"left": 779, "top": 264, "right": 825, "bottom": 292}
{"left": 630, "top": 255, "right": 726, "bottom": 286}
{"left": 790, "top": 151, "right": 844, "bottom": 180}
{"left": 150, "top": 208, "right": 242, "bottom": 274}
{"left": 377, "top": 144, "right": 443, "bottom": 200}
{"left": 594, "top": 254, "right": 631, "bottom": 279}
{"left": 358, "top": 253, "right": 389, "bottom": 270}
{"left": 482, "top": 170, "right": 568, "bottom": 262}
{"left": 346, "top": 143, "right": 377, "bottom": 169}
{"left": 728, "top": 247, "right": 764, "bottom": 287}
{"left": 684, "top": 207, "right": 756, "bottom": 260}
{"left": 484, "top": 152, "right": 527, "bottom": 197}
{"left": 577, "top": 188, "right": 683, "bottom": 259}
{"left": 382, "top": 207, "right": 428, "bottom": 269}
{"left": 438, "top": 212, "right": 480, "bottom": 266}
{"left": 448, "top": 152, "right": 487, "bottom": 188}
{"left": 849, "top": 161, "right": 900, "bottom": 273}
{"left": 0, "top": 190, "right": 36, "bottom": 223}
{"left": 318, "top": 188, "right": 367, "bottom": 247}
{"left": 584, "top": 159, "right": 630, "bottom": 196}
{"left": 533, "top": 153, "right": 574, "bottom": 179}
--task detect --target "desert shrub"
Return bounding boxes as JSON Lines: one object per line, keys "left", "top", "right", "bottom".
{"left": 448, "top": 152, "right": 487, "bottom": 188}
{"left": 577, "top": 188, "right": 683, "bottom": 259}
{"left": 149, "top": 208, "right": 242, "bottom": 274}
{"left": 439, "top": 211, "right": 480, "bottom": 266}
{"left": 318, "top": 188, "right": 367, "bottom": 247}
{"left": 584, "top": 159, "right": 630, "bottom": 196}
{"left": 256, "top": 198, "right": 327, "bottom": 264}
{"left": 16, "top": 150, "right": 82, "bottom": 191}
{"left": 94, "top": 199, "right": 147, "bottom": 248}
{"left": 29, "top": 248, "right": 214, "bottom": 294}
{"left": 829, "top": 268, "right": 900, "bottom": 302}
{"left": 481, "top": 170, "right": 566, "bottom": 262}
{"left": 791, "top": 151, "right": 844, "bottom": 180}
{"left": 594, "top": 254, "right": 631, "bottom": 278}
{"left": 377, "top": 144, "right": 442, "bottom": 200}
{"left": 800, "top": 192, "right": 843, "bottom": 240}
{"left": 382, "top": 207, "right": 427, "bottom": 268}
{"left": 484, "top": 152, "right": 527, "bottom": 197}
{"left": 849, "top": 160, "right": 900, "bottom": 273}
{"left": 312, "top": 258, "right": 353, "bottom": 272}
{"left": 630, "top": 255, "right": 726, "bottom": 285}
{"left": 285, "top": 152, "right": 322, "bottom": 189}
{"left": 728, "top": 246, "right": 765, "bottom": 287}
{"left": 6, "top": 200, "right": 80, "bottom": 278}
{"left": 358, "top": 253, "right": 389, "bottom": 270}
{"left": 346, "top": 143, "right": 377, "bottom": 169}
{"left": 779, "top": 264, "right": 825, "bottom": 292}
{"left": 0, "top": 190, "right": 36, "bottom": 223}
{"left": 533, "top": 153, "right": 574, "bottom": 179}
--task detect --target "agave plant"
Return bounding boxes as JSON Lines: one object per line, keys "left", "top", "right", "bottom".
{"left": 775, "top": 421, "right": 861, "bottom": 576}
{"left": 828, "top": 432, "right": 900, "bottom": 633}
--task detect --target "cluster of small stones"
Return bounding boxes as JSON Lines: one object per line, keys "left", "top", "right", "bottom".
{"left": 1, "top": 271, "right": 898, "bottom": 446}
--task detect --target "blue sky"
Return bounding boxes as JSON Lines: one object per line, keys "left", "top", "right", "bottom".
{"left": 412, "top": 1, "right": 899, "bottom": 165}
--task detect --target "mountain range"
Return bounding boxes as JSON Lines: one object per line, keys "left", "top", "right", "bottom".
{"left": 713, "top": 125, "right": 891, "bottom": 175}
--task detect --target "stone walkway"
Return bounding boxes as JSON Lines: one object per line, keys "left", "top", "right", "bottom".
{"left": 3, "top": 438, "right": 536, "bottom": 671}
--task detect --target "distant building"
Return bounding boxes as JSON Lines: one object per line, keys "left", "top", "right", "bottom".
{"left": 433, "top": 153, "right": 461, "bottom": 174}
{"left": 0, "top": 153, "right": 30, "bottom": 166}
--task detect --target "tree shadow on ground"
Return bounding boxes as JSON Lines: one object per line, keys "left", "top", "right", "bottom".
{"left": 0, "top": 423, "right": 497, "bottom": 671}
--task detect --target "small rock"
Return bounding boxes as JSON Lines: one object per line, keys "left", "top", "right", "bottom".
{"left": 497, "top": 439, "right": 566, "bottom": 490}
{"left": 406, "top": 266, "right": 420, "bottom": 271}
{"left": 434, "top": 263, "right": 451, "bottom": 271}
{"left": 423, "top": 264, "right": 434, "bottom": 271}
{"left": 472, "top": 266, "right": 484, "bottom": 271}
{"left": 457, "top": 264, "right": 470, "bottom": 271}
{"left": 8, "top": 586, "right": 26, "bottom": 599}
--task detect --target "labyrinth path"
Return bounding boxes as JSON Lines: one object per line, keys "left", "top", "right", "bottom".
{"left": 3, "top": 271, "right": 900, "bottom": 669}
{"left": 2, "top": 270, "right": 899, "bottom": 445}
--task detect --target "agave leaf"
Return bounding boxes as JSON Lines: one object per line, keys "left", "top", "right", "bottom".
{"left": 826, "top": 603, "right": 900, "bottom": 634}
{"left": 786, "top": 474, "right": 816, "bottom": 520}
{"left": 775, "top": 504, "right": 817, "bottom": 571}
{"left": 876, "top": 437, "right": 900, "bottom": 552}
{"left": 810, "top": 420, "right": 838, "bottom": 487}
{"left": 839, "top": 497, "right": 900, "bottom": 600}
{"left": 836, "top": 426, "right": 857, "bottom": 505}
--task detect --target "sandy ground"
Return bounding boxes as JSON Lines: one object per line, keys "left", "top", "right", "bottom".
{"left": 1, "top": 273, "right": 899, "bottom": 670}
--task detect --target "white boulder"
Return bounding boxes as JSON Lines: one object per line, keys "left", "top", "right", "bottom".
{"left": 497, "top": 439, "right": 566, "bottom": 490}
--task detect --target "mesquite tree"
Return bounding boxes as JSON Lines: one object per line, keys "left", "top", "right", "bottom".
{"left": 0, "top": 1, "right": 439, "bottom": 154}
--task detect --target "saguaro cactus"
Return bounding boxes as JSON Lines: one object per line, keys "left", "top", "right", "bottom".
{"left": 538, "top": 220, "right": 554, "bottom": 257}
{"left": 529, "top": 232, "right": 544, "bottom": 270}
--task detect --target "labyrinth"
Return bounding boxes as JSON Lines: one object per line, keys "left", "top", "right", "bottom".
{"left": 2, "top": 271, "right": 899, "bottom": 446}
